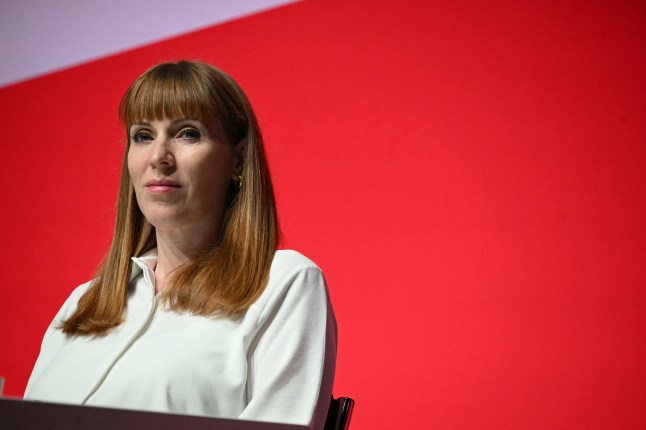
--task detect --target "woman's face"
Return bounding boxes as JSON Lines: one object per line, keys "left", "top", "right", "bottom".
{"left": 127, "top": 118, "right": 240, "bottom": 235}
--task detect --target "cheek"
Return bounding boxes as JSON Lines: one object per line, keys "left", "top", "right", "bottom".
{"left": 126, "top": 148, "right": 142, "bottom": 181}
{"left": 193, "top": 147, "right": 234, "bottom": 184}
{"left": 194, "top": 160, "right": 230, "bottom": 192}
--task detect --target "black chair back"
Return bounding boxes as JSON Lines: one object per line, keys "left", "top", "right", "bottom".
{"left": 324, "top": 396, "right": 354, "bottom": 430}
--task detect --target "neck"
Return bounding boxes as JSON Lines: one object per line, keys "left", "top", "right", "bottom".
{"left": 153, "top": 222, "right": 219, "bottom": 293}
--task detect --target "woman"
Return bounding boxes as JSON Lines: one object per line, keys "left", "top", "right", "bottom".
{"left": 24, "top": 61, "right": 337, "bottom": 430}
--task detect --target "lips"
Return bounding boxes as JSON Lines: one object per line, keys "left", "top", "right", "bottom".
{"left": 144, "top": 179, "right": 181, "bottom": 194}
{"left": 145, "top": 179, "right": 181, "bottom": 187}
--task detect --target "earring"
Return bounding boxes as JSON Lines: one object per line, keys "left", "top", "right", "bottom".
{"left": 237, "top": 175, "right": 243, "bottom": 189}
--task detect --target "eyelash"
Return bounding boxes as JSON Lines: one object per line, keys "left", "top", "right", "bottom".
{"left": 176, "top": 128, "right": 200, "bottom": 142}
{"left": 131, "top": 128, "right": 201, "bottom": 144}
{"left": 132, "top": 131, "right": 153, "bottom": 143}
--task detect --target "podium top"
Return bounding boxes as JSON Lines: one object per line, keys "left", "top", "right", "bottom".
{"left": 0, "top": 398, "right": 309, "bottom": 430}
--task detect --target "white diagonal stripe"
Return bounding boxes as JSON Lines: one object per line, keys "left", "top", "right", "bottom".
{"left": 0, "top": 0, "right": 299, "bottom": 87}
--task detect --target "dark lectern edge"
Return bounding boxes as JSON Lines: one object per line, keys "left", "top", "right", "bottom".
{"left": 0, "top": 398, "right": 309, "bottom": 430}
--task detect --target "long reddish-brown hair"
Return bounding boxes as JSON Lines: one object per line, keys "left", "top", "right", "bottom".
{"left": 61, "top": 61, "right": 280, "bottom": 335}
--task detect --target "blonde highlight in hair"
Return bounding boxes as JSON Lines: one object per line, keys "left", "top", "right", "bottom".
{"left": 62, "top": 61, "right": 280, "bottom": 335}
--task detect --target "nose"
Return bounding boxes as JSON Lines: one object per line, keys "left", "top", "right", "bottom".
{"left": 149, "top": 136, "right": 175, "bottom": 168}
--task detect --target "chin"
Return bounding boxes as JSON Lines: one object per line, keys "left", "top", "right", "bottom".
{"left": 143, "top": 211, "right": 185, "bottom": 229}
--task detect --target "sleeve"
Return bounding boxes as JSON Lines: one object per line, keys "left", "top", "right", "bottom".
{"left": 239, "top": 265, "right": 337, "bottom": 430}
{"left": 24, "top": 283, "right": 90, "bottom": 397}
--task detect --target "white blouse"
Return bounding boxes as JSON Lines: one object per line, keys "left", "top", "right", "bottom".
{"left": 25, "top": 249, "right": 337, "bottom": 429}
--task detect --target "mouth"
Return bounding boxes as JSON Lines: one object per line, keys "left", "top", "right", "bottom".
{"left": 145, "top": 179, "right": 181, "bottom": 187}
{"left": 145, "top": 179, "right": 181, "bottom": 193}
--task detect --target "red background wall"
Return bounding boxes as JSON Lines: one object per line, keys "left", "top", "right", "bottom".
{"left": 1, "top": 1, "right": 645, "bottom": 428}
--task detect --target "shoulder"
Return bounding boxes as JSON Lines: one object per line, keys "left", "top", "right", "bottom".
{"left": 54, "top": 281, "right": 94, "bottom": 322}
{"left": 253, "top": 250, "right": 329, "bottom": 319}
{"left": 269, "top": 249, "right": 322, "bottom": 278}
{"left": 267, "top": 250, "right": 327, "bottom": 294}
{"left": 31, "top": 280, "right": 93, "bottom": 356}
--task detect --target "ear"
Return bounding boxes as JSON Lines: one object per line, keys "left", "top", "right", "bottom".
{"left": 232, "top": 140, "right": 245, "bottom": 177}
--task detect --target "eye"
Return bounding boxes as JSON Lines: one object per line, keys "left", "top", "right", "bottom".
{"left": 132, "top": 130, "right": 154, "bottom": 144}
{"left": 175, "top": 127, "right": 200, "bottom": 142}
